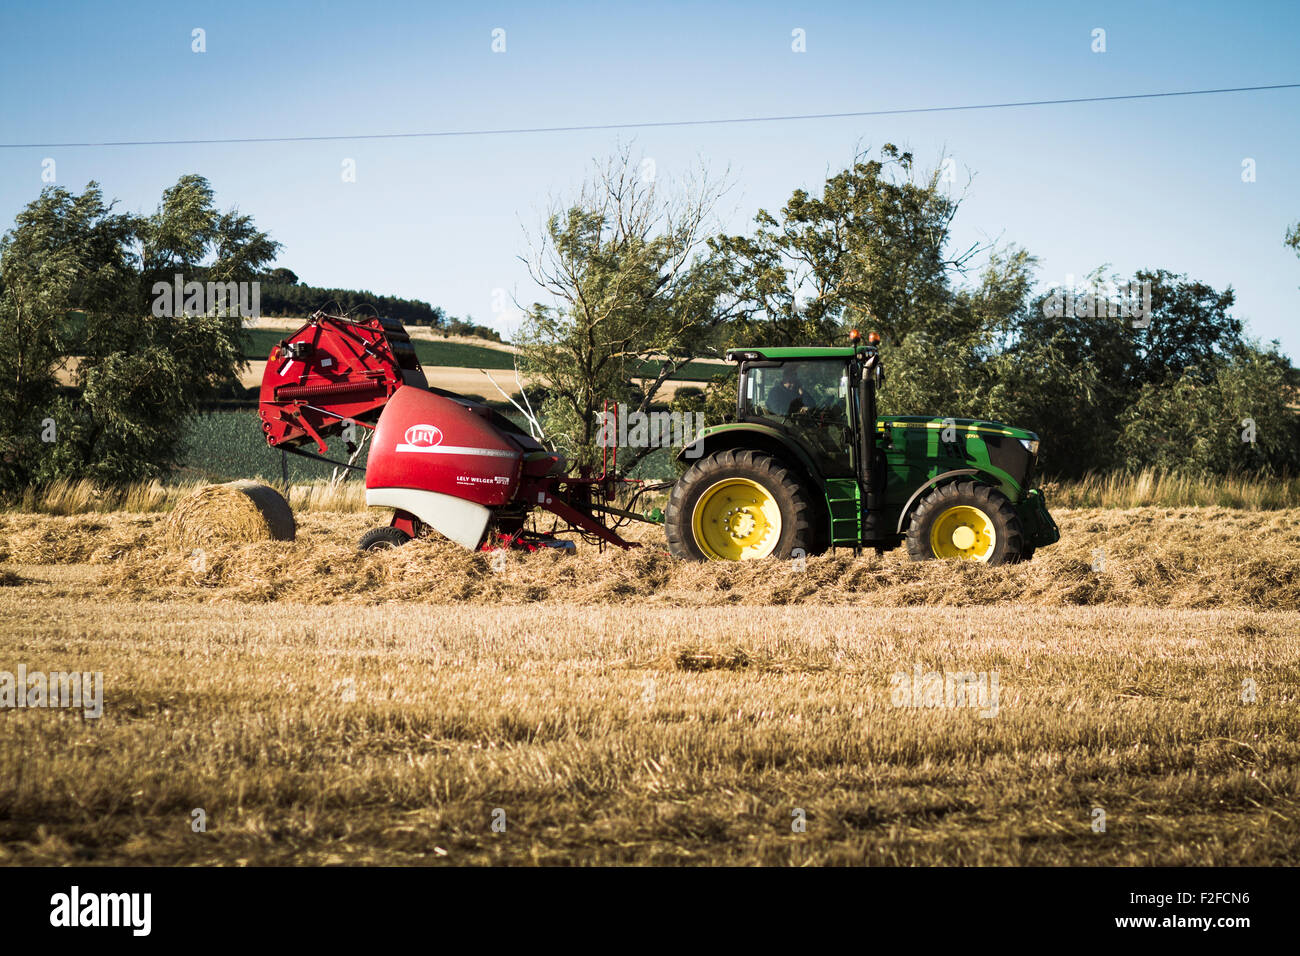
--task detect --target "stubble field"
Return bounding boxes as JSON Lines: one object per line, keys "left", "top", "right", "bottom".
{"left": 0, "top": 505, "right": 1297, "bottom": 865}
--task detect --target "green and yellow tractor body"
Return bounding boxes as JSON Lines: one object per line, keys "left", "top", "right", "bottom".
{"left": 666, "top": 341, "right": 1060, "bottom": 563}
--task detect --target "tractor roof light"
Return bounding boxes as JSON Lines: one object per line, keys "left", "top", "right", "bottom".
{"left": 867, "top": 331, "right": 881, "bottom": 345}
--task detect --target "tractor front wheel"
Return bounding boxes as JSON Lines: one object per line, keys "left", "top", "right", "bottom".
{"left": 666, "top": 449, "right": 817, "bottom": 561}
{"left": 906, "top": 480, "right": 1025, "bottom": 565}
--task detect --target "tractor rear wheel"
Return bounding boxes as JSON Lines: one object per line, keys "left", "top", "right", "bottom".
{"left": 666, "top": 449, "right": 817, "bottom": 561}
{"left": 906, "top": 480, "right": 1025, "bottom": 565}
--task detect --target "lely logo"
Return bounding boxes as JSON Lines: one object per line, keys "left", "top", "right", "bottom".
{"left": 396, "top": 423, "right": 444, "bottom": 453}
{"left": 405, "top": 424, "right": 442, "bottom": 447}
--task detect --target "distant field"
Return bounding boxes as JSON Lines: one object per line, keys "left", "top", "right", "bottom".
{"left": 0, "top": 506, "right": 1297, "bottom": 865}
{"left": 244, "top": 328, "right": 517, "bottom": 371}
{"left": 176, "top": 411, "right": 679, "bottom": 483}
{"left": 178, "top": 410, "right": 357, "bottom": 484}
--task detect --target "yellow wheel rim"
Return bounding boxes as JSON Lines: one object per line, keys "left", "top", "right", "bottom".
{"left": 691, "top": 478, "right": 782, "bottom": 561}
{"left": 930, "top": 505, "right": 996, "bottom": 561}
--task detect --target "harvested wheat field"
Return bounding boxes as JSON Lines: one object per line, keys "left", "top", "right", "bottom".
{"left": 0, "top": 505, "right": 1297, "bottom": 865}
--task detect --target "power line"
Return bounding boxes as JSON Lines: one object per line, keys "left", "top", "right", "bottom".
{"left": 3, "top": 82, "right": 1297, "bottom": 149}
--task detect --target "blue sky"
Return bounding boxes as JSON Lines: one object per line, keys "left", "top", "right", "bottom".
{"left": 1, "top": 0, "right": 1298, "bottom": 358}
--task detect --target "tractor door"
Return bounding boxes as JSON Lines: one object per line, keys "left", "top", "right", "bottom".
{"left": 739, "top": 359, "right": 855, "bottom": 476}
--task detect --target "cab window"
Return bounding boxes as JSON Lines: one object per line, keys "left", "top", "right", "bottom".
{"left": 742, "top": 359, "right": 853, "bottom": 474}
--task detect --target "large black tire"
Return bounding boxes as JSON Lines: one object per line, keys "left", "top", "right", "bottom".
{"left": 358, "top": 526, "right": 411, "bottom": 552}
{"left": 666, "top": 450, "right": 817, "bottom": 561}
{"left": 905, "top": 480, "right": 1025, "bottom": 565}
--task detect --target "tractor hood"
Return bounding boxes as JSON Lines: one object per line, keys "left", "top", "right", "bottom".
{"left": 878, "top": 416, "right": 1039, "bottom": 445}
{"left": 879, "top": 416, "right": 1041, "bottom": 497}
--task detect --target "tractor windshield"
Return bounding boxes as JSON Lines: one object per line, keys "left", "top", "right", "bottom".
{"left": 741, "top": 359, "right": 853, "bottom": 475}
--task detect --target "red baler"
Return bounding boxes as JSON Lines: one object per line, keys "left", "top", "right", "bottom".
{"left": 257, "top": 312, "right": 653, "bottom": 551}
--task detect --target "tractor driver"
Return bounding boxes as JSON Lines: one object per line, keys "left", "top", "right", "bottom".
{"left": 768, "top": 365, "right": 806, "bottom": 416}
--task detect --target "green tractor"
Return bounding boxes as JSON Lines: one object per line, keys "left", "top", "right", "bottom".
{"left": 665, "top": 333, "right": 1059, "bottom": 564}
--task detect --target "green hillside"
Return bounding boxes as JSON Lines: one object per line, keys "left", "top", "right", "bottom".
{"left": 178, "top": 410, "right": 678, "bottom": 482}
{"left": 244, "top": 328, "right": 517, "bottom": 370}
{"left": 244, "top": 327, "right": 720, "bottom": 381}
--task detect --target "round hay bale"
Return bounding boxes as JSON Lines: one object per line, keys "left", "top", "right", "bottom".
{"left": 166, "top": 481, "right": 296, "bottom": 550}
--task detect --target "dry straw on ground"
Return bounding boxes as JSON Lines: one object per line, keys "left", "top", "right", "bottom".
{"left": 164, "top": 481, "right": 296, "bottom": 550}
{"left": 1, "top": 503, "right": 1298, "bottom": 865}
{"left": 3, "top": 506, "right": 1296, "bottom": 610}
{"left": 1, "top": 597, "right": 1296, "bottom": 865}
{"left": 76, "top": 506, "right": 1298, "bottom": 610}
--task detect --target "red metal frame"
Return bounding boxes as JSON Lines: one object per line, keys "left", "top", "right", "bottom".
{"left": 389, "top": 510, "right": 421, "bottom": 539}
{"left": 259, "top": 313, "right": 414, "bottom": 453}
{"left": 517, "top": 477, "right": 639, "bottom": 550}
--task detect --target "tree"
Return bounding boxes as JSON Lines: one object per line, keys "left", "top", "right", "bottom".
{"left": 712, "top": 145, "right": 982, "bottom": 348}
{"left": 1002, "top": 268, "right": 1244, "bottom": 477}
{"left": 0, "top": 176, "right": 279, "bottom": 490}
{"left": 1209, "top": 342, "right": 1300, "bottom": 474}
{"left": 879, "top": 245, "right": 1037, "bottom": 421}
{"left": 264, "top": 267, "right": 299, "bottom": 285}
{"left": 0, "top": 183, "right": 136, "bottom": 490}
{"left": 1117, "top": 343, "right": 1300, "bottom": 476}
{"left": 517, "top": 146, "right": 735, "bottom": 469}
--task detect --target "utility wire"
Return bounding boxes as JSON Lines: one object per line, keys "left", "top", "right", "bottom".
{"left": 2, "top": 82, "right": 1297, "bottom": 149}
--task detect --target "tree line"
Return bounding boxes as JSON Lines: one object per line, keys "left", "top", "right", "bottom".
{"left": 254, "top": 268, "right": 499, "bottom": 340}
{"left": 255, "top": 268, "right": 444, "bottom": 326}
{"left": 2, "top": 157, "right": 1298, "bottom": 493}
{"left": 0, "top": 175, "right": 490, "bottom": 492}
{"left": 517, "top": 145, "right": 1300, "bottom": 479}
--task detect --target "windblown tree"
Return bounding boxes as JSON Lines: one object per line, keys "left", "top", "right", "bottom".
{"left": 0, "top": 185, "right": 135, "bottom": 491}
{"left": 0, "top": 176, "right": 279, "bottom": 491}
{"left": 704, "top": 145, "right": 1018, "bottom": 423}
{"left": 517, "top": 146, "right": 737, "bottom": 470}
{"left": 712, "top": 145, "right": 982, "bottom": 348}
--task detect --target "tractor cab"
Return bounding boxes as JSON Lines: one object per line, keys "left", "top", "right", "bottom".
{"left": 735, "top": 351, "right": 857, "bottom": 477}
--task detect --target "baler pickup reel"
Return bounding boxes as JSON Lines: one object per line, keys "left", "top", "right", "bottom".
{"left": 257, "top": 311, "right": 662, "bottom": 552}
